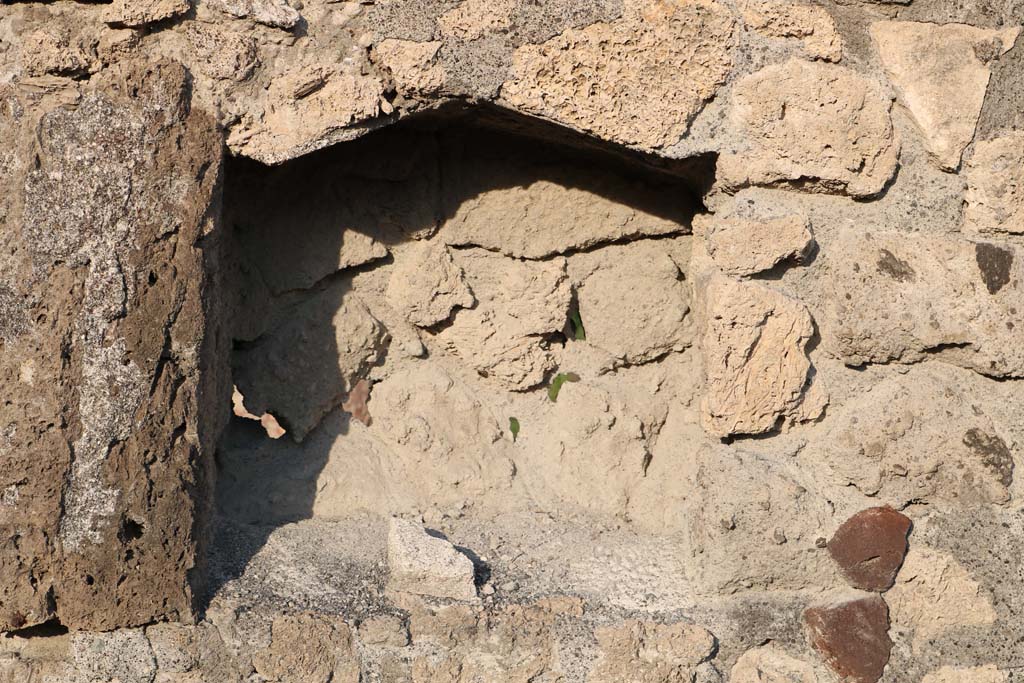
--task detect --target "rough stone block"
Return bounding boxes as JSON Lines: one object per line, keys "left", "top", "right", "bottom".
{"left": 387, "top": 518, "right": 478, "bottom": 602}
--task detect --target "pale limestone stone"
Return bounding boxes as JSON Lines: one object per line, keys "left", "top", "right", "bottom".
{"left": 270, "top": 68, "right": 329, "bottom": 102}
{"left": 808, "top": 365, "right": 1015, "bottom": 508}
{"left": 252, "top": 614, "right": 359, "bottom": 683}
{"left": 183, "top": 23, "right": 259, "bottom": 82}
{"left": 153, "top": 674, "right": 203, "bottom": 683}
{"left": 573, "top": 239, "right": 692, "bottom": 364}
{"left": 386, "top": 241, "right": 475, "bottom": 327}
{"left": 731, "top": 644, "right": 825, "bottom": 683}
{"left": 104, "top": 0, "right": 190, "bottom": 27}
{"left": 205, "top": 0, "right": 249, "bottom": 18}
{"left": 373, "top": 39, "right": 445, "bottom": 97}
{"left": 682, "top": 445, "right": 840, "bottom": 593}
{"left": 740, "top": 0, "right": 842, "bottom": 61}
{"left": 719, "top": 59, "right": 898, "bottom": 198}
{"left": 238, "top": 221, "right": 387, "bottom": 295}
{"left": 438, "top": 0, "right": 517, "bottom": 40}
{"left": 145, "top": 623, "right": 199, "bottom": 674}
{"left": 965, "top": 132, "right": 1024, "bottom": 234}
{"left": 251, "top": 0, "right": 302, "bottom": 29}
{"left": 208, "top": 0, "right": 302, "bottom": 28}
{"left": 819, "top": 230, "right": 1024, "bottom": 377}
{"left": 407, "top": 598, "right": 578, "bottom": 680}
{"left": 439, "top": 154, "right": 690, "bottom": 259}
{"left": 438, "top": 250, "right": 571, "bottom": 390}
{"left": 922, "top": 665, "right": 1007, "bottom": 683}
{"left": 388, "top": 518, "right": 478, "bottom": 602}
{"left": 327, "top": 363, "right": 514, "bottom": 514}
{"left": 501, "top": 0, "right": 736, "bottom": 148}
{"left": 96, "top": 28, "right": 142, "bottom": 65}
{"left": 230, "top": 71, "right": 385, "bottom": 164}
{"left": 68, "top": 630, "right": 156, "bottom": 683}
{"left": 700, "top": 213, "right": 814, "bottom": 276}
{"left": 20, "top": 25, "right": 97, "bottom": 78}
{"left": 357, "top": 615, "right": 409, "bottom": 647}
{"left": 701, "top": 274, "right": 824, "bottom": 437}
{"left": 887, "top": 548, "right": 997, "bottom": 652}
{"left": 511, "top": 380, "right": 657, "bottom": 518}
{"left": 588, "top": 620, "right": 716, "bottom": 683}
{"left": 872, "top": 21, "right": 1020, "bottom": 170}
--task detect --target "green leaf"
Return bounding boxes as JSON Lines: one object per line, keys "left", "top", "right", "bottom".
{"left": 570, "top": 310, "right": 587, "bottom": 341}
{"left": 509, "top": 417, "right": 520, "bottom": 442}
{"left": 547, "top": 372, "right": 580, "bottom": 402}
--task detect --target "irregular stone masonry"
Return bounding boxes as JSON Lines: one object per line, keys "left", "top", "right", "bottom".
{"left": 0, "top": 0, "right": 1022, "bottom": 682}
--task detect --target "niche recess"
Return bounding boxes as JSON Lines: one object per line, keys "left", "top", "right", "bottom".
{"left": 208, "top": 106, "right": 713, "bottom": 599}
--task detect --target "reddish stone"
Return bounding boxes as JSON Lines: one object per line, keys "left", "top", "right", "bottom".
{"left": 828, "top": 506, "right": 911, "bottom": 591}
{"left": 803, "top": 593, "right": 892, "bottom": 683}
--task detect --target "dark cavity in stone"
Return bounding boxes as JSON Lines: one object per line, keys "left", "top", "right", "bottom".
{"left": 963, "top": 428, "right": 1014, "bottom": 487}
{"left": 975, "top": 242, "right": 1013, "bottom": 294}
{"left": 876, "top": 249, "right": 915, "bottom": 282}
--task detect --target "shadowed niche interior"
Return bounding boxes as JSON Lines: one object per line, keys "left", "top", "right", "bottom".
{"left": 203, "top": 105, "right": 713, "bottom": 613}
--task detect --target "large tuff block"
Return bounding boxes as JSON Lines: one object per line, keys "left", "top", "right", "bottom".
{"left": 0, "top": 60, "right": 225, "bottom": 631}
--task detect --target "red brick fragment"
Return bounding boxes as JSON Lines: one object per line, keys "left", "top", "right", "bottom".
{"left": 828, "top": 506, "right": 911, "bottom": 592}
{"left": 804, "top": 593, "right": 892, "bottom": 683}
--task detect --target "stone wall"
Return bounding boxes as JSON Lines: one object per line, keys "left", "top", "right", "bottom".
{"left": 0, "top": 0, "right": 1023, "bottom": 682}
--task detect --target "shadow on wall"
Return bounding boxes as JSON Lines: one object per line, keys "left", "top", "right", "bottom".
{"left": 200, "top": 104, "right": 713, "bottom": 609}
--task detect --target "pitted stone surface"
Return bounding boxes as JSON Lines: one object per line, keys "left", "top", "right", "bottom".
{"left": 700, "top": 213, "right": 815, "bottom": 277}
{"left": 921, "top": 665, "right": 1007, "bottom": 683}
{"left": 820, "top": 230, "right": 1024, "bottom": 378}
{"left": 104, "top": 0, "right": 191, "bottom": 27}
{"left": 965, "top": 132, "right": 1024, "bottom": 234}
{"left": 887, "top": 547, "right": 998, "bottom": 652}
{"left": 700, "top": 273, "right": 825, "bottom": 437}
{"left": 387, "top": 518, "right": 478, "bottom": 602}
{"left": 719, "top": 59, "right": 899, "bottom": 198}
{"left": 0, "top": 60, "right": 225, "bottom": 632}
{"left": 501, "top": 0, "right": 736, "bottom": 148}
{"left": 252, "top": 613, "right": 359, "bottom": 683}
{"left": 588, "top": 619, "right": 716, "bottom": 683}
{"left": 808, "top": 365, "right": 1015, "bottom": 509}
{"left": 731, "top": 645, "right": 826, "bottom": 683}
{"left": 739, "top": 0, "right": 842, "bottom": 61}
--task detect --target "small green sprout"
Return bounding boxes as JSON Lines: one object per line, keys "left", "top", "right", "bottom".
{"left": 509, "top": 417, "right": 520, "bottom": 442}
{"left": 570, "top": 310, "right": 587, "bottom": 341}
{"left": 547, "top": 372, "right": 580, "bottom": 402}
